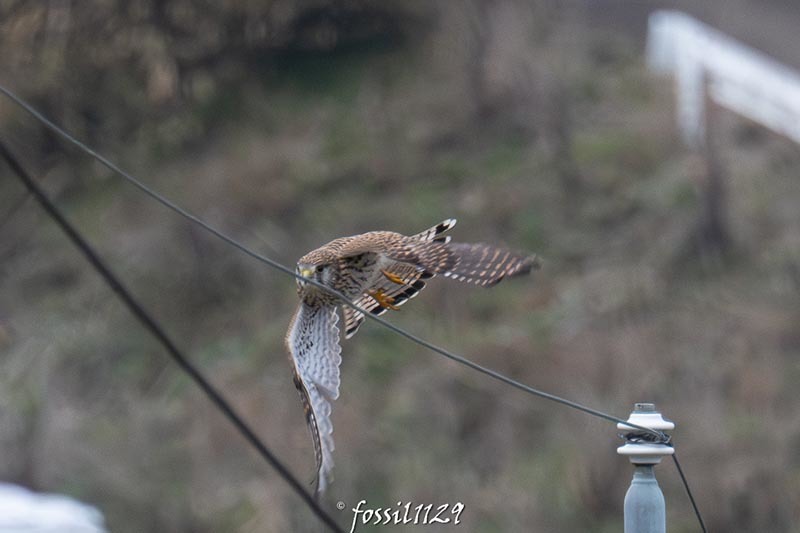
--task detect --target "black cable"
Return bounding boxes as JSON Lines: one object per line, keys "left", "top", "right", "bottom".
{"left": 672, "top": 453, "right": 708, "bottom": 533}
{"left": 0, "top": 83, "right": 707, "bottom": 531}
{"left": 0, "top": 139, "right": 346, "bottom": 533}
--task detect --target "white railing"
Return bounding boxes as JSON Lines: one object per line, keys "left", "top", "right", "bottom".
{"left": 647, "top": 10, "right": 800, "bottom": 147}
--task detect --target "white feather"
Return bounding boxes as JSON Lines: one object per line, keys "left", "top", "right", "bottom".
{"left": 287, "top": 302, "right": 342, "bottom": 495}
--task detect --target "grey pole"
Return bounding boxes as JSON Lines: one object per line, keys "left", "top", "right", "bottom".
{"left": 617, "top": 403, "right": 675, "bottom": 533}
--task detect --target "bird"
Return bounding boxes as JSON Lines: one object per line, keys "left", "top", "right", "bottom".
{"left": 285, "top": 218, "right": 539, "bottom": 496}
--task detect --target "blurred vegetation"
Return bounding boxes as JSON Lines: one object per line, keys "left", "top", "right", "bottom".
{"left": 2, "top": 0, "right": 800, "bottom": 532}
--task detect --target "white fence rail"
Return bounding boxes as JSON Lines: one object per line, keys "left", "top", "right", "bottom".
{"left": 647, "top": 10, "right": 800, "bottom": 147}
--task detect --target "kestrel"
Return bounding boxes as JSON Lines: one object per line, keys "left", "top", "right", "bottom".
{"left": 285, "top": 219, "right": 539, "bottom": 496}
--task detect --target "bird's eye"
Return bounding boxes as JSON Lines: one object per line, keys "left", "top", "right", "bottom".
{"left": 315, "top": 265, "right": 325, "bottom": 273}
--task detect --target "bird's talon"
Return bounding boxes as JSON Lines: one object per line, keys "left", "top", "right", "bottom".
{"left": 381, "top": 269, "right": 406, "bottom": 285}
{"left": 369, "top": 289, "right": 400, "bottom": 310}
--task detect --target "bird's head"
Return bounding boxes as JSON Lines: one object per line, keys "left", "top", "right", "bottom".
{"left": 296, "top": 246, "right": 338, "bottom": 294}
{"left": 295, "top": 245, "right": 342, "bottom": 303}
{"left": 296, "top": 262, "right": 332, "bottom": 285}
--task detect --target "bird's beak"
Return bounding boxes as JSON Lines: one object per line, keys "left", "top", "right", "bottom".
{"left": 299, "top": 267, "right": 314, "bottom": 279}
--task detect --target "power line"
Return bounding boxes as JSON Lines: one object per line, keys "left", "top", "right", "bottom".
{"left": 0, "top": 83, "right": 706, "bottom": 530}
{"left": 672, "top": 454, "right": 708, "bottom": 533}
{"left": 0, "top": 83, "right": 666, "bottom": 441}
{"left": 0, "top": 139, "right": 346, "bottom": 533}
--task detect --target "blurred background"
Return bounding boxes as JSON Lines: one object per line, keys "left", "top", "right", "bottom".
{"left": 1, "top": 0, "right": 800, "bottom": 531}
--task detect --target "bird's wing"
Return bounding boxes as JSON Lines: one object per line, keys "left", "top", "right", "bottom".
{"left": 442, "top": 243, "right": 540, "bottom": 286}
{"left": 342, "top": 262, "right": 432, "bottom": 339}
{"left": 343, "top": 242, "right": 539, "bottom": 337}
{"left": 335, "top": 234, "right": 421, "bottom": 265}
{"left": 336, "top": 229, "right": 457, "bottom": 273}
{"left": 340, "top": 220, "right": 459, "bottom": 338}
{"left": 286, "top": 302, "right": 342, "bottom": 496}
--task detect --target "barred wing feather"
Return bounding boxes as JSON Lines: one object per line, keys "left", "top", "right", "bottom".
{"left": 341, "top": 219, "right": 455, "bottom": 339}
{"left": 444, "top": 242, "right": 539, "bottom": 286}
{"left": 286, "top": 302, "right": 342, "bottom": 496}
{"left": 342, "top": 262, "right": 431, "bottom": 338}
